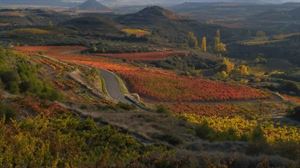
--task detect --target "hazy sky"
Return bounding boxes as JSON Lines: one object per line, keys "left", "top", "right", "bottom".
{"left": 65, "top": 0, "right": 300, "bottom": 3}
{"left": 2, "top": 0, "right": 300, "bottom": 7}
{"left": 60, "top": 0, "right": 300, "bottom": 6}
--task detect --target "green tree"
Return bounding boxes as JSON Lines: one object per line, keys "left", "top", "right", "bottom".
{"left": 0, "top": 70, "right": 20, "bottom": 94}
{"left": 214, "top": 30, "right": 227, "bottom": 55}
{"left": 187, "top": 32, "right": 199, "bottom": 49}
{"left": 214, "top": 30, "right": 221, "bottom": 51}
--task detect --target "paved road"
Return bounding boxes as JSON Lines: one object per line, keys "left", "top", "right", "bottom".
{"left": 99, "top": 69, "right": 131, "bottom": 104}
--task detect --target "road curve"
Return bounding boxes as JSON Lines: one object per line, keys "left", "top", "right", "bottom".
{"left": 99, "top": 69, "right": 131, "bottom": 104}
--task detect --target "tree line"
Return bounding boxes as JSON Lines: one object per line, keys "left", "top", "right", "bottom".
{"left": 187, "top": 30, "right": 227, "bottom": 55}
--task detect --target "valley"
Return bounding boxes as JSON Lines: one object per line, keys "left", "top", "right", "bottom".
{"left": 0, "top": 1, "right": 300, "bottom": 167}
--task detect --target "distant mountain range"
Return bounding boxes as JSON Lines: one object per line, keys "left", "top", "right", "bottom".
{"left": 0, "top": 0, "right": 77, "bottom": 7}
{"left": 1, "top": 0, "right": 299, "bottom": 7}
{"left": 251, "top": 6, "right": 300, "bottom": 20}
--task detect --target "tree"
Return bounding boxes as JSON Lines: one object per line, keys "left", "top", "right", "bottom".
{"left": 221, "top": 58, "right": 235, "bottom": 73}
{"left": 216, "top": 71, "right": 229, "bottom": 80}
{"left": 217, "top": 42, "right": 227, "bottom": 53}
{"left": 0, "top": 70, "right": 20, "bottom": 94}
{"left": 239, "top": 65, "right": 250, "bottom": 75}
{"left": 216, "top": 29, "right": 221, "bottom": 39}
{"left": 201, "top": 36, "right": 207, "bottom": 52}
{"left": 214, "top": 35, "right": 221, "bottom": 52}
{"left": 187, "top": 32, "right": 199, "bottom": 49}
{"left": 214, "top": 30, "right": 227, "bottom": 55}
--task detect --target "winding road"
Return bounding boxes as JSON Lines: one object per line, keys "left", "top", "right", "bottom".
{"left": 99, "top": 69, "right": 131, "bottom": 104}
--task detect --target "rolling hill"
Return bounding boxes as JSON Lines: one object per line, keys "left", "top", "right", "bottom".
{"left": 117, "top": 6, "right": 250, "bottom": 44}
{"left": 61, "top": 15, "right": 121, "bottom": 35}
{"left": 0, "top": 8, "right": 72, "bottom": 26}
{"left": 117, "top": 6, "right": 184, "bottom": 25}
{"left": 117, "top": 6, "right": 220, "bottom": 43}
{"left": 250, "top": 6, "right": 300, "bottom": 21}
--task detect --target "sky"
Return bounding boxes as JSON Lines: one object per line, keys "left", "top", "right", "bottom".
{"left": 1, "top": 0, "right": 300, "bottom": 7}
{"left": 71, "top": 0, "right": 300, "bottom": 6}
{"left": 64, "top": 0, "right": 300, "bottom": 5}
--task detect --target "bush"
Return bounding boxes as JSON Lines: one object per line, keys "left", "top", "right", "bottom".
{"left": 117, "top": 102, "right": 136, "bottom": 110}
{"left": 195, "top": 122, "right": 241, "bottom": 141}
{"left": 0, "top": 114, "right": 192, "bottom": 167}
{"left": 282, "top": 81, "right": 299, "bottom": 93}
{"left": 0, "top": 49, "right": 62, "bottom": 100}
{"left": 152, "top": 133, "right": 182, "bottom": 146}
{"left": 156, "top": 105, "right": 170, "bottom": 114}
{"left": 0, "top": 103, "right": 16, "bottom": 122}
{"left": 289, "top": 106, "right": 300, "bottom": 121}
{"left": 251, "top": 126, "right": 266, "bottom": 142}
{"left": 0, "top": 70, "right": 20, "bottom": 94}
{"left": 195, "top": 122, "right": 216, "bottom": 140}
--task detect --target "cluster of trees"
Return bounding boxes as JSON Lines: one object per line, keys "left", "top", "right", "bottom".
{"left": 87, "top": 40, "right": 153, "bottom": 53}
{"left": 267, "top": 80, "right": 300, "bottom": 96}
{"left": 229, "top": 35, "right": 300, "bottom": 66}
{"left": 149, "top": 53, "right": 218, "bottom": 76}
{"left": 187, "top": 30, "right": 227, "bottom": 55}
{"left": 217, "top": 58, "right": 250, "bottom": 80}
{"left": 0, "top": 47, "right": 61, "bottom": 100}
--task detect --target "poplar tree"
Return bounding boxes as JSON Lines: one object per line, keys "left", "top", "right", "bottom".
{"left": 214, "top": 30, "right": 227, "bottom": 55}
{"left": 201, "top": 36, "right": 207, "bottom": 52}
{"left": 187, "top": 32, "right": 199, "bottom": 49}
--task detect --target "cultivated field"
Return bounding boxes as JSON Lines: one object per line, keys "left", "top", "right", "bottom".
{"left": 95, "top": 51, "right": 187, "bottom": 61}
{"left": 16, "top": 46, "right": 270, "bottom": 103}
{"left": 183, "top": 114, "right": 300, "bottom": 143}
{"left": 166, "top": 102, "right": 285, "bottom": 118}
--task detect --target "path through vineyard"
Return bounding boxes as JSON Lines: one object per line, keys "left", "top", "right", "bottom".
{"left": 99, "top": 69, "right": 131, "bottom": 104}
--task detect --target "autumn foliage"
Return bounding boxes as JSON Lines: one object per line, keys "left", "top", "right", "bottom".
{"left": 16, "top": 46, "right": 269, "bottom": 102}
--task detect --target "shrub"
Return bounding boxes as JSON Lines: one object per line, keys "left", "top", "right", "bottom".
{"left": 156, "top": 105, "right": 170, "bottom": 114}
{"left": 0, "top": 70, "right": 20, "bottom": 94}
{"left": 195, "top": 123, "right": 241, "bottom": 141}
{"left": 251, "top": 126, "right": 266, "bottom": 142}
{"left": 152, "top": 133, "right": 182, "bottom": 146}
{"left": 290, "top": 106, "right": 300, "bottom": 121}
{"left": 117, "top": 102, "right": 136, "bottom": 110}
{"left": 279, "top": 81, "right": 299, "bottom": 94}
{"left": 0, "top": 103, "right": 16, "bottom": 122}
{"left": 195, "top": 122, "right": 216, "bottom": 140}
{"left": 0, "top": 114, "right": 193, "bottom": 167}
{"left": 0, "top": 48, "right": 62, "bottom": 100}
